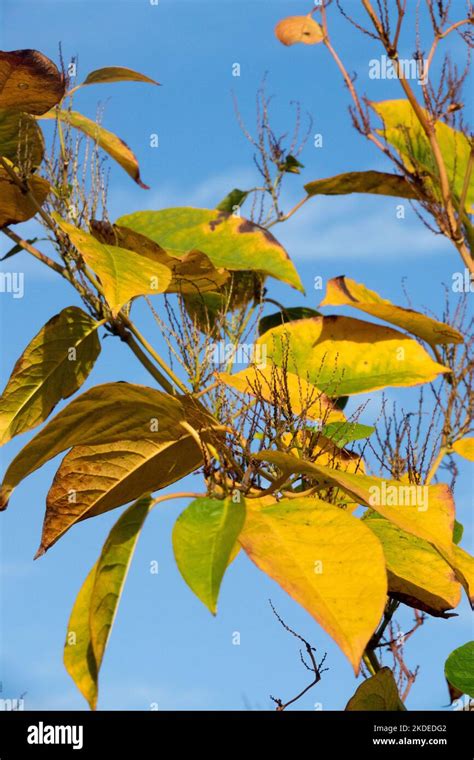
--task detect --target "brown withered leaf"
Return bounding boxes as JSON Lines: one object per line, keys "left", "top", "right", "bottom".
{"left": 275, "top": 15, "right": 324, "bottom": 46}
{"left": 0, "top": 165, "right": 50, "bottom": 228}
{"left": 0, "top": 49, "right": 65, "bottom": 114}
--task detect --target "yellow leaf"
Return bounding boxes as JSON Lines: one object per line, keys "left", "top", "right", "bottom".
{"left": 39, "top": 436, "right": 202, "bottom": 555}
{"left": 0, "top": 383, "right": 187, "bottom": 510}
{"left": 0, "top": 307, "right": 101, "bottom": 445}
{"left": 452, "top": 438, "right": 474, "bottom": 462}
{"left": 116, "top": 207, "right": 303, "bottom": 292}
{"left": 63, "top": 563, "right": 98, "bottom": 709}
{"left": 320, "top": 276, "right": 463, "bottom": 346}
{"left": 253, "top": 451, "right": 455, "bottom": 560}
{"left": 89, "top": 219, "right": 229, "bottom": 295}
{"left": 305, "top": 171, "right": 420, "bottom": 200}
{"left": 365, "top": 516, "right": 461, "bottom": 615}
{"left": 216, "top": 364, "right": 345, "bottom": 422}
{"left": 0, "top": 49, "right": 65, "bottom": 114}
{"left": 239, "top": 497, "right": 387, "bottom": 672}
{"left": 372, "top": 99, "right": 474, "bottom": 212}
{"left": 0, "top": 108, "right": 44, "bottom": 169}
{"left": 81, "top": 67, "right": 160, "bottom": 87}
{"left": 41, "top": 109, "right": 148, "bottom": 187}
{"left": 275, "top": 15, "right": 324, "bottom": 46}
{"left": 453, "top": 545, "right": 474, "bottom": 608}
{"left": 54, "top": 217, "right": 172, "bottom": 314}
{"left": 256, "top": 315, "right": 450, "bottom": 395}
{"left": 64, "top": 494, "right": 151, "bottom": 709}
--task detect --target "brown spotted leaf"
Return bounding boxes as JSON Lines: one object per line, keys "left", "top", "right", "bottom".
{"left": 0, "top": 49, "right": 65, "bottom": 114}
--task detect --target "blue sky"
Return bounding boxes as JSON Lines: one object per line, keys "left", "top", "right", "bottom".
{"left": 0, "top": 0, "right": 472, "bottom": 711}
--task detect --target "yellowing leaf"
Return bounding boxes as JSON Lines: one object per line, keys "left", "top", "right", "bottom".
{"left": 452, "top": 438, "right": 474, "bottom": 462}
{"left": 0, "top": 165, "right": 49, "bottom": 228}
{"left": 0, "top": 108, "right": 44, "bottom": 168}
{"left": 64, "top": 494, "right": 151, "bottom": 709}
{"left": 453, "top": 545, "right": 474, "bottom": 608}
{"left": 81, "top": 67, "right": 159, "bottom": 87}
{"left": 372, "top": 99, "right": 474, "bottom": 212}
{"left": 305, "top": 171, "right": 420, "bottom": 200}
{"left": 239, "top": 497, "right": 387, "bottom": 673}
{"left": 63, "top": 563, "right": 98, "bottom": 709}
{"left": 345, "top": 668, "right": 404, "bottom": 710}
{"left": 216, "top": 364, "right": 345, "bottom": 422}
{"left": 0, "top": 307, "right": 101, "bottom": 445}
{"left": 116, "top": 208, "right": 303, "bottom": 292}
{"left": 320, "top": 276, "right": 463, "bottom": 346}
{"left": 54, "top": 217, "right": 172, "bottom": 314}
{"left": 41, "top": 109, "right": 149, "bottom": 187}
{"left": 89, "top": 219, "right": 229, "bottom": 294}
{"left": 40, "top": 436, "right": 203, "bottom": 555}
{"left": 275, "top": 15, "right": 324, "bottom": 46}
{"left": 253, "top": 451, "right": 455, "bottom": 562}
{"left": 365, "top": 516, "right": 461, "bottom": 616}
{"left": 172, "top": 497, "right": 246, "bottom": 614}
{"left": 0, "top": 49, "right": 65, "bottom": 114}
{"left": 256, "top": 315, "right": 450, "bottom": 395}
{"left": 0, "top": 383, "right": 186, "bottom": 510}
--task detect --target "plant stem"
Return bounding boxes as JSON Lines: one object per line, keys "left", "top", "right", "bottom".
{"left": 425, "top": 445, "right": 448, "bottom": 485}
{"left": 120, "top": 314, "right": 188, "bottom": 395}
{"left": 1, "top": 228, "right": 66, "bottom": 276}
{"left": 150, "top": 491, "right": 207, "bottom": 511}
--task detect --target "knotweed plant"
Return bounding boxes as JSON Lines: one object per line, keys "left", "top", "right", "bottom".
{"left": 0, "top": 0, "right": 472, "bottom": 710}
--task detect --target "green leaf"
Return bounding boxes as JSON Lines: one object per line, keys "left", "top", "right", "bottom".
{"left": 116, "top": 207, "right": 304, "bottom": 291}
{"left": 239, "top": 497, "right": 387, "bottom": 672}
{"left": 258, "top": 307, "right": 321, "bottom": 336}
{"left": 54, "top": 217, "right": 172, "bottom": 313}
{"left": 40, "top": 436, "right": 203, "bottom": 555}
{"left": 81, "top": 67, "right": 159, "bottom": 87}
{"left": 216, "top": 189, "right": 250, "bottom": 213}
{"left": 365, "top": 515, "right": 461, "bottom": 616}
{"left": 0, "top": 383, "right": 187, "bottom": 510}
{"left": 0, "top": 306, "right": 101, "bottom": 445}
{"left": 320, "top": 421, "right": 375, "bottom": 449}
{"left": 256, "top": 315, "right": 450, "bottom": 395}
{"left": 0, "top": 163, "right": 50, "bottom": 228}
{"left": 173, "top": 496, "right": 246, "bottom": 614}
{"left": 320, "top": 276, "right": 463, "bottom": 346}
{"left": 453, "top": 520, "right": 464, "bottom": 545}
{"left": 0, "top": 108, "right": 44, "bottom": 168}
{"left": 281, "top": 154, "right": 304, "bottom": 174}
{"left": 444, "top": 642, "right": 474, "bottom": 698}
{"left": 41, "top": 109, "right": 149, "bottom": 187}
{"left": 0, "top": 237, "right": 38, "bottom": 261}
{"left": 64, "top": 494, "right": 152, "bottom": 709}
{"left": 345, "top": 668, "right": 404, "bottom": 710}
{"left": 305, "top": 170, "right": 420, "bottom": 200}
{"left": 0, "top": 49, "right": 65, "bottom": 115}
{"left": 372, "top": 99, "right": 474, "bottom": 212}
